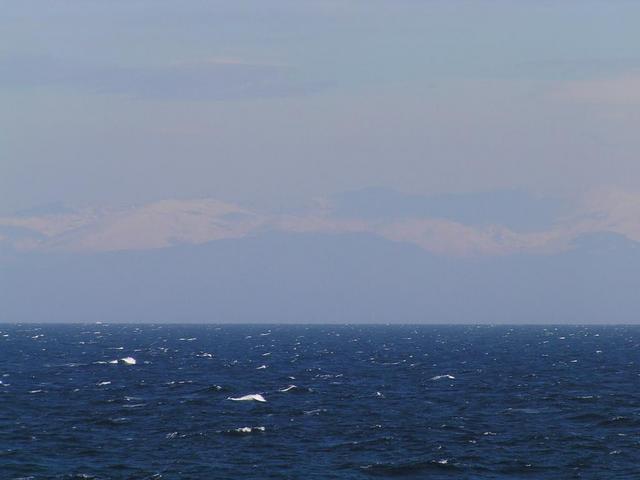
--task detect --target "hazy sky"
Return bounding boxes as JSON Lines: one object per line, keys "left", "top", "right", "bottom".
{"left": 3, "top": 0, "right": 640, "bottom": 215}
{"left": 3, "top": 1, "right": 640, "bottom": 322}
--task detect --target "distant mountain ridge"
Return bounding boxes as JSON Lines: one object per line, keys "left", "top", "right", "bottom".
{"left": 1, "top": 188, "right": 638, "bottom": 258}
{"left": 331, "top": 187, "right": 567, "bottom": 231}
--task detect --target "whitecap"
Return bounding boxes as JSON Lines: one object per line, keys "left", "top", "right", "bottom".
{"left": 227, "top": 394, "right": 266, "bottom": 402}
{"left": 234, "top": 426, "right": 265, "bottom": 433}
{"left": 256, "top": 365, "right": 268, "bottom": 370}
{"left": 97, "top": 381, "right": 111, "bottom": 386}
{"left": 279, "top": 385, "right": 298, "bottom": 392}
{"left": 431, "top": 374, "right": 455, "bottom": 380}
{"left": 303, "top": 408, "right": 326, "bottom": 415}
{"left": 119, "top": 357, "right": 136, "bottom": 365}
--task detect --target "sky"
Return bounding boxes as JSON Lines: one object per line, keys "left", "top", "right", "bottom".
{"left": 2, "top": 1, "right": 640, "bottom": 322}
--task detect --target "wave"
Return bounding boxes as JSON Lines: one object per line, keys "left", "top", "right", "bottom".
{"left": 226, "top": 426, "right": 266, "bottom": 435}
{"left": 360, "top": 458, "right": 458, "bottom": 476}
{"left": 431, "top": 374, "right": 455, "bottom": 380}
{"left": 227, "top": 394, "right": 266, "bottom": 402}
{"left": 279, "top": 385, "right": 309, "bottom": 393}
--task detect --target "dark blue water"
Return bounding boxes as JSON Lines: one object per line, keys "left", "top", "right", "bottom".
{"left": 1, "top": 324, "right": 639, "bottom": 479}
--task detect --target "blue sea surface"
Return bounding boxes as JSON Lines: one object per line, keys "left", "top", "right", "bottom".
{"left": 1, "top": 324, "right": 639, "bottom": 479}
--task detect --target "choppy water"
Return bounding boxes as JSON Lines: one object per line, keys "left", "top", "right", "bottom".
{"left": 1, "top": 324, "right": 640, "bottom": 479}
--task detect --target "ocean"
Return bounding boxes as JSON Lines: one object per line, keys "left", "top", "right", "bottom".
{"left": 1, "top": 324, "right": 639, "bottom": 479}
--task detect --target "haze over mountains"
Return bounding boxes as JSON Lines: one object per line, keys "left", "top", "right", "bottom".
{"left": 2, "top": 188, "right": 639, "bottom": 323}
{"left": 3, "top": 2, "right": 640, "bottom": 324}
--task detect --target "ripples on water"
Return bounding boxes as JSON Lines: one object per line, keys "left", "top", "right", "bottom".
{"left": 1, "top": 324, "right": 639, "bottom": 479}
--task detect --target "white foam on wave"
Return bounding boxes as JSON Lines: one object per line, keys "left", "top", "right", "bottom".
{"left": 227, "top": 393, "right": 266, "bottom": 402}
{"left": 234, "top": 426, "right": 265, "bottom": 433}
{"left": 97, "top": 381, "right": 111, "bottom": 386}
{"left": 431, "top": 374, "right": 455, "bottom": 380}
{"left": 256, "top": 365, "right": 268, "bottom": 370}
{"left": 100, "top": 357, "right": 137, "bottom": 365}
{"left": 279, "top": 385, "right": 297, "bottom": 392}
{"left": 303, "top": 408, "right": 326, "bottom": 415}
